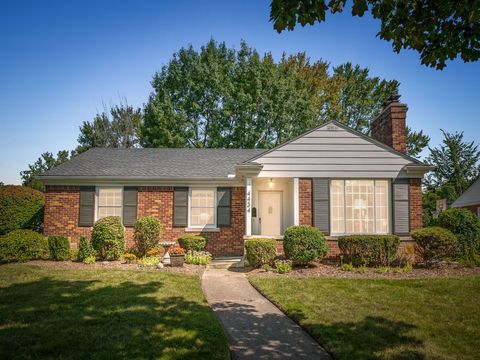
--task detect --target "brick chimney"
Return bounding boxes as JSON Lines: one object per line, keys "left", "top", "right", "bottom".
{"left": 370, "top": 94, "right": 407, "bottom": 153}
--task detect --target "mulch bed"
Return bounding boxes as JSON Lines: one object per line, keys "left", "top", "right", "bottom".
{"left": 23, "top": 260, "right": 205, "bottom": 276}
{"left": 248, "top": 262, "right": 480, "bottom": 279}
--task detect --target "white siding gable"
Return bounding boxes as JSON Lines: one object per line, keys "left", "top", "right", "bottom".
{"left": 254, "top": 122, "right": 412, "bottom": 178}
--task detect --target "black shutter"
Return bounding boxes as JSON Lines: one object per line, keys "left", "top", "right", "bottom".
{"left": 393, "top": 179, "right": 409, "bottom": 235}
{"left": 217, "top": 187, "right": 231, "bottom": 227}
{"left": 78, "top": 186, "right": 95, "bottom": 227}
{"left": 313, "top": 178, "right": 330, "bottom": 235}
{"left": 173, "top": 187, "right": 188, "bottom": 227}
{"left": 123, "top": 187, "right": 138, "bottom": 227}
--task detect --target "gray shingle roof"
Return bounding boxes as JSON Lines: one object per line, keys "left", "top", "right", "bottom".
{"left": 38, "top": 148, "right": 266, "bottom": 180}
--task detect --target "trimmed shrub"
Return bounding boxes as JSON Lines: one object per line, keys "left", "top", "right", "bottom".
{"left": 411, "top": 227, "right": 458, "bottom": 266}
{"left": 437, "top": 208, "right": 480, "bottom": 259}
{"left": 283, "top": 225, "right": 328, "bottom": 265}
{"left": 48, "top": 236, "right": 70, "bottom": 261}
{"left": 178, "top": 235, "right": 208, "bottom": 251}
{"left": 134, "top": 217, "right": 163, "bottom": 255}
{"left": 338, "top": 235, "right": 400, "bottom": 267}
{"left": 91, "top": 216, "right": 125, "bottom": 260}
{"left": 0, "top": 229, "right": 48, "bottom": 262}
{"left": 77, "top": 236, "right": 96, "bottom": 262}
{"left": 0, "top": 185, "right": 44, "bottom": 235}
{"left": 245, "top": 238, "right": 276, "bottom": 267}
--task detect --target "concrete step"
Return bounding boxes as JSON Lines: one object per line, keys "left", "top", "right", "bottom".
{"left": 208, "top": 257, "right": 244, "bottom": 269}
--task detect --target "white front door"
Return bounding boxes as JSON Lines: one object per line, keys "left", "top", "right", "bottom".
{"left": 259, "top": 191, "right": 282, "bottom": 236}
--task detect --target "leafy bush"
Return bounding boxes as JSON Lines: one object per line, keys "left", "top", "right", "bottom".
{"left": 138, "top": 256, "right": 160, "bottom": 267}
{"left": 83, "top": 255, "right": 96, "bottom": 264}
{"left": 377, "top": 266, "right": 390, "bottom": 273}
{"left": 91, "top": 216, "right": 125, "bottom": 260}
{"left": 338, "top": 235, "right": 400, "bottom": 266}
{"left": 134, "top": 217, "right": 162, "bottom": 256}
{"left": 0, "top": 185, "right": 44, "bottom": 235}
{"left": 0, "top": 230, "right": 48, "bottom": 262}
{"left": 48, "top": 236, "right": 70, "bottom": 261}
{"left": 185, "top": 250, "right": 212, "bottom": 265}
{"left": 411, "top": 227, "right": 458, "bottom": 266}
{"left": 357, "top": 265, "right": 367, "bottom": 273}
{"left": 283, "top": 226, "right": 328, "bottom": 265}
{"left": 274, "top": 259, "right": 292, "bottom": 274}
{"left": 123, "top": 253, "right": 138, "bottom": 263}
{"left": 177, "top": 235, "right": 208, "bottom": 251}
{"left": 245, "top": 238, "right": 276, "bottom": 268}
{"left": 437, "top": 208, "right": 480, "bottom": 259}
{"left": 77, "top": 236, "right": 96, "bottom": 262}
{"left": 341, "top": 263, "right": 354, "bottom": 272}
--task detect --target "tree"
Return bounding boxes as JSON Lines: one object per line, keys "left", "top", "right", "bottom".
{"left": 76, "top": 100, "right": 142, "bottom": 153}
{"left": 425, "top": 130, "right": 480, "bottom": 203}
{"left": 406, "top": 128, "right": 430, "bottom": 158}
{"left": 20, "top": 150, "right": 73, "bottom": 191}
{"left": 270, "top": 0, "right": 480, "bottom": 69}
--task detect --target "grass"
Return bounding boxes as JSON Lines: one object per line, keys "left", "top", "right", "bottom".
{"left": 249, "top": 275, "right": 480, "bottom": 360}
{"left": 0, "top": 264, "right": 229, "bottom": 359}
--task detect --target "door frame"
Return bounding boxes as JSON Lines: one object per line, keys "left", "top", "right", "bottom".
{"left": 258, "top": 190, "right": 283, "bottom": 236}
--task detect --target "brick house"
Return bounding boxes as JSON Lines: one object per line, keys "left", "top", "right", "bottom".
{"left": 451, "top": 178, "right": 480, "bottom": 217}
{"left": 38, "top": 96, "right": 432, "bottom": 258}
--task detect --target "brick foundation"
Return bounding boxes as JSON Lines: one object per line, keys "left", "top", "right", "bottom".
{"left": 299, "top": 178, "right": 312, "bottom": 225}
{"left": 44, "top": 185, "right": 245, "bottom": 256}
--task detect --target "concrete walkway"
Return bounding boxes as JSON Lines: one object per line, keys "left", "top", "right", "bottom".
{"left": 202, "top": 268, "right": 331, "bottom": 359}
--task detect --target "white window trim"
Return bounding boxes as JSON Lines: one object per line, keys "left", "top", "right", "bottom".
{"left": 188, "top": 187, "right": 217, "bottom": 229}
{"left": 329, "top": 179, "right": 391, "bottom": 236}
{"left": 95, "top": 186, "right": 124, "bottom": 222}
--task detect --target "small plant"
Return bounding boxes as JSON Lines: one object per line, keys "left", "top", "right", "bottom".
{"left": 48, "top": 236, "right": 70, "bottom": 261}
{"left": 283, "top": 225, "right": 328, "bottom": 265}
{"left": 91, "top": 216, "right": 125, "bottom": 261}
{"left": 69, "top": 249, "right": 78, "bottom": 260}
{"left": 138, "top": 256, "right": 160, "bottom": 267}
{"left": 245, "top": 238, "right": 276, "bottom": 268}
{"left": 377, "top": 266, "right": 390, "bottom": 274}
{"left": 124, "top": 253, "right": 138, "bottom": 263}
{"left": 261, "top": 263, "right": 272, "bottom": 272}
{"left": 0, "top": 229, "right": 48, "bottom": 262}
{"left": 274, "top": 259, "right": 292, "bottom": 274}
{"left": 146, "top": 249, "right": 160, "bottom": 256}
{"left": 169, "top": 246, "right": 185, "bottom": 256}
{"left": 393, "top": 266, "right": 403, "bottom": 273}
{"left": 184, "top": 250, "right": 212, "bottom": 265}
{"left": 83, "top": 255, "right": 96, "bottom": 264}
{"left": 341, "top": 263, "right": 354, "bottom": 272}
{"left": 77, "top": 236, "right": 96, "bottom": 262}
{"left": 134, "top": 216, "right": 162, "bottom": 256}
{"left": 412, "top": 227, "right": 458, "bottom": 267}
{"left": 404, "top": 262, "right": 413, "bottom": 272}
{"left": 177, "top": 235, "right": 208, "bottom": 251}
{"left": 357, "top": 265, "right": 367, "bottom": 274}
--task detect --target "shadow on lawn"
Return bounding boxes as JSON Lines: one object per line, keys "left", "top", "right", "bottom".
{"left": 0, "top": 276, "right": 227, "bottom": 360}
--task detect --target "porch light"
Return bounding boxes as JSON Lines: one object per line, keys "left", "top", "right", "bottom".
{"left": 269, "top": 178, "right": 274, "bottom": 188}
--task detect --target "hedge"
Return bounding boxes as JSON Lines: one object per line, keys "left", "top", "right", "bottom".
{"left": 91, "top": 216, "right": 125, "bottom": 260}
{"left": 337, "top": 235, "right": 400, "bottom": 266}
{"left": 134, "top": 217, "right": 162, "bottom": 255}
{"left": 283, "top": 226, "right": 328, "bottom": 265}
{"left": 0, "top": 185, "right": 44, "bottom": 235}
{"left": 48, "top": 236, "right": 70, "bottom": 261}
{"left": 0, "top": 229, "right": 48, "bottom": 262}
{"left": 77, "top": 236, "right": 96, "bottom": 263}
{"left": 411, "top": 227, "right": 458, "bottom": 266}
{"left": 245, "top": 238, "right": 277, "bottom": 267}
{"left": 178, "top": 235, "right": 208, "bottom": 251}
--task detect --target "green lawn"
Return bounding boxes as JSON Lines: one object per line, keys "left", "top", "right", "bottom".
{"left": 0, "top": 265, "right": 229, "bottom": 360}
{"left": 249, "top": 275, "right": 480, "bottom": 360}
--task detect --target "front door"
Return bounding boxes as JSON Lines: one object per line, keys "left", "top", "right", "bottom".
{"left": 259, "top": 191, "right": 282, "bottom": 236}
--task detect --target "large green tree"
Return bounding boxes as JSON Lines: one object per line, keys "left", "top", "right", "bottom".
{"left": 270, "top": 0, "right": 480, "bottom": 69}
{"left": 76, "top": 101, "right": 142, "bottom": 153}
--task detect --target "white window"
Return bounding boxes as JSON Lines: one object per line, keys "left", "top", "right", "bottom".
{"left": 97, "top": 187, "right": 122, "bottom": 220}
{"left": 330, "top": 180, "right": 389, "bottom": 234}
{"left": 190, "top": 189, "right": 216, "bottom": 227}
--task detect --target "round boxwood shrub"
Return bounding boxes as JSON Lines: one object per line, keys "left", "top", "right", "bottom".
{"left": 48, "top": 236, "right": 70, "bottom": 261}
{"left": 411, "top": 227, "right": 458, "bottom": 266}
{"left": 0, "top": 229, "right": 48, "bottom": 262}
{"left": 91, "top": 216, "right": 125, "bottom": 260}
{"left": 0, "top": 185, "right": 44, "bottom": 235}
{"left": 245, "top": 238, "right": 277, "bottom": 268}
{"left": 283, "top": 225, "right": 328, "bottom": 266}
{"left": 134, "top": 217, "right": 163, "bottom": 256}
{"left": 178, "top": 235, "right": 208, "bottom": 251}
{"left": 437, "top": 208, "right": 480, "bottom": 258}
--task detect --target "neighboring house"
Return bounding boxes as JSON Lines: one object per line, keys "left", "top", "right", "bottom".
{"left": 38, "top": 96, "right": 432, "bottom": 258}
{"left": 451, "top": 178, "right": 480, "bottom": 217}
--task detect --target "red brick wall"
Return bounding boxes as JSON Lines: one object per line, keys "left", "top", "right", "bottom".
{"left": 299, "top": 178, "right": 312, "bottom": 226}
{"left": 44, "top": 185, "right": 246, "bottom": 256}
{"left": 409, "top": 178, "right": 423, "bottom": 231}
{"left": 462, "top": 205, "right": 480, "bottom": 216}
{"left": 371, "top": 99, "right": 407, "bottom": 154}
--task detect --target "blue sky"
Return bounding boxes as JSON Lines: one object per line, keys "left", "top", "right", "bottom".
{"left": 0, "top": 0, "right": 478, "bottom": 184}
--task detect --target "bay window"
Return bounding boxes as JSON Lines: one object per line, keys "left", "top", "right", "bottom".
{"left": 190, "top": 189, "right": 216, "bottom": 227}
{"left": 330, "top": 180, "right": 389, "bottom": 234}
{"left": 97, "top": 187, "right": 122, "bottom": 220}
